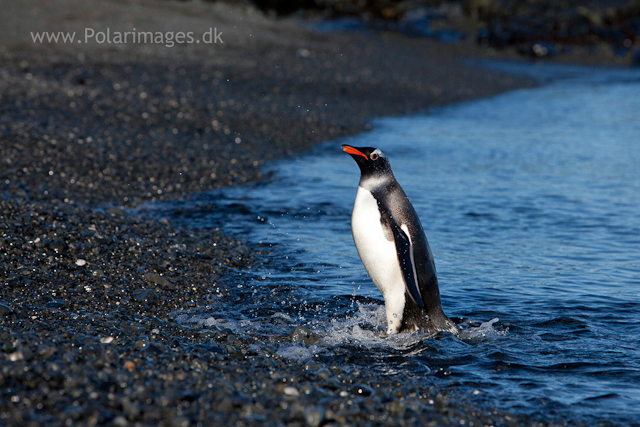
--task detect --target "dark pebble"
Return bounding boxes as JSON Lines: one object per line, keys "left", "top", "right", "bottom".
{"left": 351, "top": 384, "right": 374, "bottom": 396}
{"left": 7, "top": 276, "right": 21, "bottom": 288}
{"left": 0, "top": 302, "right": 14, "bottom": 315}
{"left": 198, "top": 329, "right": 217, "bottom": 338}
{"left": 48, "top": 238, "right": 67, "bottom": 253}
{"left": 314, "top": 368, "right": 331, "bottom": 380}
{"left": 304, "top": 405, "right": 326, "bottom": 427}
{"left": 142, "top": 343, "right": 165, "bottom": 355}
{"left": 44, "top": 299, "right": 68, "bottom": 309}
{"left": 169, "top": 416, "right": 190, "bottom": 427}
{"left": 132, "top": 289, "right": 160, "bottom": 304}
{"left": 106, "top": 207, "right": 126, "bottom": 216}
{"left": 435, "top": 393, "right": 448, "bottom": 412}
{"left": 143, "top": 272, "right": 174, "bottom": 289}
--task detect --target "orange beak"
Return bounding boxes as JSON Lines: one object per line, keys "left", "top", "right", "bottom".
{"left": 341, "top": 145, "right": 368, "bottom": 160}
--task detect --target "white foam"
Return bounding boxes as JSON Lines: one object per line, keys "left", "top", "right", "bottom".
{"left": 315, "top": 304, "right": 387, "bottom": 346}
{"left": 458, "top": 318, "right": 504, "bottom": 341}
{"left": 272, "top": 312, "right": 295, "bottom": 323}
{"left": 177, "top": 302, "right": 493, "bottom": 365}
{"left": 273, "top": 302, "right": 455, "bottom": 375}
{"left": 276, "top": 344, "right": 320, "bottom": 362}
{"left": 312, "top": 303, "right": 436, "bottom": 351}
{"left": 177, "top": 314, "right": 258, "bottom": 334}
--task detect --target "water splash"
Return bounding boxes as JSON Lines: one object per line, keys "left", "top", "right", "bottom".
{"left": 458, "top": 318, "right": 503, "bottom": 342}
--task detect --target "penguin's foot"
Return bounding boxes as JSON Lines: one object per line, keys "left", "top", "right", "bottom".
{"left": 397, "top": 310, "right": 460, "bottom": 336}
{"left": 386, "top": 319, "right": 402, "bottom": 335}
{"left": 385, "top": 308, "right": 404, "bottom": 334}
{"left": 428, "top": 313, "right": 460, "bottom": 336}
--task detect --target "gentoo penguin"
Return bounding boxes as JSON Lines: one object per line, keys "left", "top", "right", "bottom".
{"left": 342, "top": 144, "right": 458, "bottom": 335}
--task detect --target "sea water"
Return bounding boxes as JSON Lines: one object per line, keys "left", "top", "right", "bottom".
{"left": 142, "top": 64, "right": 640, "bottom": 425}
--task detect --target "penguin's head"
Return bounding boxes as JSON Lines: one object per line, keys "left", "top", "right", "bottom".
{"left": 341, "top": 145, "right": 392, "bottom": 177}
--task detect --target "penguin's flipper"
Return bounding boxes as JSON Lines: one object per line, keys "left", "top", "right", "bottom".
{"left": 381, "top": 212, "right": 424, "bottom": 307}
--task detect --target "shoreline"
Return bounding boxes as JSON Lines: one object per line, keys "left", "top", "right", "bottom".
{"left": 0, "top": 1, "right": 627, "bottom": 425}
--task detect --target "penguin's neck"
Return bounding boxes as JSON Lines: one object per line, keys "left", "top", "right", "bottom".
{"left": 358, "top": 171, "right": 396, "bottom": 193}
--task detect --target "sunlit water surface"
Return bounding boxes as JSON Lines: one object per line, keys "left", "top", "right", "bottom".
{"left": 142, "top": 65, "right": 640, "bottom": 425}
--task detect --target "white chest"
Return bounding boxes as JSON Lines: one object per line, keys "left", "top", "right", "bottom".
{"left": 350, "top": 186, "right": 405, "bottom": 300}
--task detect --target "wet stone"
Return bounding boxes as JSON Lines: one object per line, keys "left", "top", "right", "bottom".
{"left": 112, "top": 415, "right": 128, "bottom": 427}
{"left": 226, "top": 345, "right": 241, "bottom": 357}
{"left": 290, "top": 326, "right": 320, "bottom": 346}
{"left": 322, "top": 378, "right": 342, "bottom": 391}
{"left": 283, "top": 386, "right": 300, "bottom": 397}
{"left": 134, "top": 340, "right": 148, "bottom": 350}
{"left": 168, "top": 416, "right": 190, "bottom": 427}
{"left": 141, "top": 343, "right": 165, "bottom": 355}
{"left": 216, "top": 328, "right": 234, "bottom": 340}
{"left": 49, "top": 238, "right": 67, "bottom": 253}
{"left": 95, "top": 235, "right": 114, "bottom": 245}
{"left": 434, "top": 393, "right": 448, "bottom": 412}
{"left": 351, "top": 384, "right": 374, "bottom": 396}
{"left": 7, "top": 350, "right": 25, "bottom": 362}
{"left": 122, "top": 399, "right": 141, "bottom": 420}
{"left": 44, "top": 299, "right": 68, "bottom": 309}
{"left": 17, "top": 346, "right": 33, "bottom": 361}
{"left": 143, "top": 272, "right": 174, "bottom": 289}
{"left": 38, "top": 346, "right": 56, "bottom": 359}
{"left": 388, "top": 399, "right": 406, "bottom": 414}
{"left": 132, "top": 288, "right": 160, "bottom": 304}
{"left": 314, "top": 368, "right": 331, "bottom": 380}
{"left": 200, "top": 340, "right": 225, "bottom": 353}
{"left": 198, "top": 329, "right": 216, "bottom": 338}
{"left": 106, "top": 207, "right": 126, "bottom": 216}
{"left": 7, "top": 276, "right": 21, "bottom": 288}
{"left": 226, "top": 336, "right": 242, "bottom": 347}
{"left": 304, "top": 405, "right": 326, "bottom": 427}
{"left": 0, "top": 303, "right": 14, "bottom": 315}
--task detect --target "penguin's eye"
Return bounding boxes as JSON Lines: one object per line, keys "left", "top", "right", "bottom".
{"left": 370, "top": 153, "right": 379, "bottom": 160}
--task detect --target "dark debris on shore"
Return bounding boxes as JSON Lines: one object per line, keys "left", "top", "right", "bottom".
{"left": 250, "top": 0, "right": 640, "bottom": 62}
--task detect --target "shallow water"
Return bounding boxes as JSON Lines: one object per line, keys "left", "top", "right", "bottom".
{"left": 143, "top": 65, "right": 640, "bottom": 425}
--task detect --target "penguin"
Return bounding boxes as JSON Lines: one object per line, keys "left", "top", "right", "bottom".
{"left": 341, "top": 144, "right": 458, "bottom": 335}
